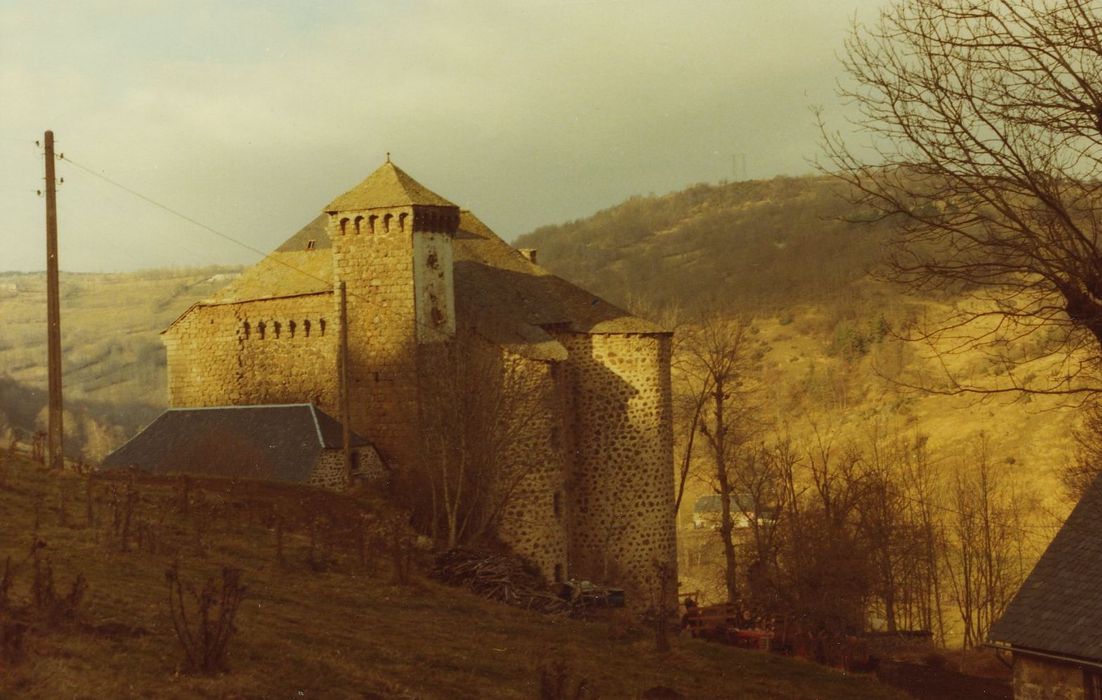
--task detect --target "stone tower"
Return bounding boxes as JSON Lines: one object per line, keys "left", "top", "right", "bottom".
{"left": 326, "top": 160, "right": 459, "bottom": 471}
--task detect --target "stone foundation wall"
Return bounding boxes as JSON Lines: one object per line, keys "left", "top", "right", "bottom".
{"left": 1013, "top": 654, "right": 1088, "bottom": 700}
{"left": 556, "top": 331, "right": 675, "bottom": 603}
{"left": 307, "top": 447, "right": 388, "bottom": 491}
{"left": 309, "top": 450, "right": 347, "bottom": 490}
{"left": 164, "top": 294, "right": 338, "bottom": 412}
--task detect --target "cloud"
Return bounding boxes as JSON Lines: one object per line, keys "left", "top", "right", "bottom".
{"left": 1, "top": 0, "right": 886, "bottom": 272}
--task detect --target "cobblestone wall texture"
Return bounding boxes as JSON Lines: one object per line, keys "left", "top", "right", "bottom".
{"left": 494, "top": 352, "right": 570, "bottom": 584}
{"left": 308, "top": 447, "right": 387, "bottom": 490}
{"left": 1013, "top": 655, "right": 1086, "bottom": 700}
{"left": 555, "top": 331, "right": 676, "bottom": 601}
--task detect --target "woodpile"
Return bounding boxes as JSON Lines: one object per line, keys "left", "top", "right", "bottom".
{"left": 431, "top": 548, "right": 572, "bottom": 615}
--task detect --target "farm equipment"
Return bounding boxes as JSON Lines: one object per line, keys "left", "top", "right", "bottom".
{"left": 681, "top": 603, "right": 774, "bottom": 650}
{"left": 558, "top": 579, "right": 626, "bottom": 609}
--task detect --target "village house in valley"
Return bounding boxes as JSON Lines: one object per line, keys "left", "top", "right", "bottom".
{"left": 989, "top": 475, "right": 1102, "bottom": 700}
{"left": 106, "top": 160, "right": 676, "bottom": 598}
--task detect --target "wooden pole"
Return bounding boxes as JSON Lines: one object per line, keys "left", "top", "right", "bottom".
{"left": 340, "top": 281, "right": 352, "bottom": 487}
{"left": 44, "top": 130, "right": 64, "bottom": 471}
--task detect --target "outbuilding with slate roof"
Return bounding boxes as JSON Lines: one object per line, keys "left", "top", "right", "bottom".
{"left": 135, "top": 159, "right": 675, "bottom": 603}
{"left": 989, "top": 474, "right": 1102, "bottom": 699}
{"left": 103, "top": 404, "right": 385, "bottom": 490}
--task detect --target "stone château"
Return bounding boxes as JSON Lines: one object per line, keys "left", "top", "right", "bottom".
{"left": 158, "top": 160, "right": 675, "bottom": 597}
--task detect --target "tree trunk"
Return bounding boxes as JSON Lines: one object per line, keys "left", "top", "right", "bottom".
{"left": 713, "top": 378, "right": 739, "bottom": 604}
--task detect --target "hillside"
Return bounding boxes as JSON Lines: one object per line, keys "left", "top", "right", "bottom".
{"left": 0, "top": 452, "right": 905, "bottom": 699}
{"left": 518, "top": 175, "right": 1079, "bottom": 509}
{"left": 514, "top": 175, "right": 899, "bottom": 317}
{"left": 0, "top": 177, "right": 1082, "bottom": 516}
{"left": 0, "top": 267, "right": 240, "bottom": 459}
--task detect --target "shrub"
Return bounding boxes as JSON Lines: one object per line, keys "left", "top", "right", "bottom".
{"left": 164, "top": 562, "right": 246, "bottom": 674}
{"left": 539, "top": 659, "right": 593, "bottom": 700}
{"left": 31, "top": 551, "right": 87, "bottom": 626}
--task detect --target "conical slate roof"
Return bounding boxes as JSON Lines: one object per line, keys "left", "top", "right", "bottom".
{"left": 325, "top": 160, "right": 456, "bottom": 212}
{"left": 174, "top": 162, "right": 667, "bottom": 348}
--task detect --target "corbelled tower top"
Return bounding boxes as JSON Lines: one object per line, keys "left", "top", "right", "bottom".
{"left": 325, "top": 160, "right": 460, "bottom": 235}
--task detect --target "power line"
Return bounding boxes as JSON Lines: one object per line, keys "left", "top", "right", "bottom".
{"left": 61, "top": 156, "right": 282, "bottom": 264}
{"left": 58, "top": 154, "right": 346, "bottom": 304}
{"left": 56, "top": 153, "right": 444, "bottom": 334}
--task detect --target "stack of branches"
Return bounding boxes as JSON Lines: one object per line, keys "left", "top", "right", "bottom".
{"left": 432, "top": 548, "right": 571, "bottom": 615}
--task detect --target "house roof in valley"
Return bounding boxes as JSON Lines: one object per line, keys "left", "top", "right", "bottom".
{"left": 101, "top": 404, "right": 371, "bottom": 482}
{"left": 169, "top": 161, "right": 666, "bottom": 351}
{"left": 988, "top": 475, "right": 1102, "bottom": 661}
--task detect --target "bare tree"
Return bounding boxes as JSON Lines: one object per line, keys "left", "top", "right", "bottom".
{"left": 731, "top": 438, "right": 791, "bottom": 615}
{"left": 823, "top": 0, "right": 1102, "bottom": 396}
{"left": 897, "top": 433, "right": 949, "bottom": 642}
{"left": 942, "top": 433, "right": 1032, "bottom": 648}
{"left": 855, "top": 428, "right": 948, "bottom": 636}
{"left": 416, "top": 332, "right": 549, "bottom": 549}
{"left": 678, "top": 317, "right": 758, "bottom": 603}
{"left": 1062, "top": 396, "right": 1102, "bottom": 497}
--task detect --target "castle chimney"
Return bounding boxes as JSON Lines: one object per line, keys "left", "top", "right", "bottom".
{"left": 519, "top": 248, "right": 538, "bottom": 265}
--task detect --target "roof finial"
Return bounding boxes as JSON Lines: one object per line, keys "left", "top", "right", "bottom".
{"left": 386, "top": 151, "right": 391, "bottom": 163}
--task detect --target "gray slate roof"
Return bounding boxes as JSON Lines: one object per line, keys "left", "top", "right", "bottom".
{"left": 326, "top": 160, "right": 456, "bottom": 212}
{"left": 988, "top": 474, "right": 1102, "bottom": 661}
{"left": 179, "top": 160, "right": 667, "bottom": 350}
{"left": 101, "top": 404, "right": 370, "bottom": 482}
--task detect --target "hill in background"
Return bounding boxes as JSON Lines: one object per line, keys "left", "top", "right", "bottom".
{"left": 0, "top": 174, "right": 1082, "bottom": 519}
{"left": 0, "top": 266, "right": 240, "bottom": 459}
{"left": 516, "top": 174, "right": 1079, "bottom": 529}
{"left": 515, "top": 175, "right": 898, "bottom": 317}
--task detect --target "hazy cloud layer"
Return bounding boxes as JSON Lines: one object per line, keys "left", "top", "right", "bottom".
{"left": 1, "top": 0, "right": 886, "bottom": 272}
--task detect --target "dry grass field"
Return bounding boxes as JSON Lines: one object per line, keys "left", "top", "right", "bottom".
{"left": 0, "top": 452, "right": 907, "bottom": 699}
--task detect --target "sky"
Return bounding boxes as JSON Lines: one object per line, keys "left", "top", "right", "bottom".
{"left": 1, "top": 0, "right": 888, "bottom": 273}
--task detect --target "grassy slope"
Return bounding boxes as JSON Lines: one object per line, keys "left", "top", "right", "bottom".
{"left": 0, "top": 454, "right": 905, "bottom": 700}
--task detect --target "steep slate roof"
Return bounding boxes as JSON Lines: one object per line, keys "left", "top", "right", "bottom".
{"left": 988, "top": 474, "right": 1102, "bottom": 661}
{"left": 325, "top": 160, "right": 456, "bottom": 211}
{"left": 101, "top": 404, "right": 370, "bottom": 482}
{"left": 174, "top": 161, "right": 666, "bottom": 353}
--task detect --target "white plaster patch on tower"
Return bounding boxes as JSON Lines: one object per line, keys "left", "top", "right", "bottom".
{"left": 413, "top": 231, "right": 456, "bottom": 343}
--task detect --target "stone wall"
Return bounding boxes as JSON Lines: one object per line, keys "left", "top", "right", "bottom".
{"left": 556, "top": 331, "right": 675, "bottom": 603}
{"left": 495, "top": 351, "right": 571, "bottom": 583}
{"left": 307, "top": 447, "right": 387, "bottom": 491}
{"left": 413, "top": 231, "right": 456, "bottom": 342}
{"left": 164, "top": 294, "right": 338, "bottom": 412}
{"left": 309, "top": 450, "right": 347, "bottom": 490}
{"left": 331, "top": 207, "right": 421, "bottom": 474}
{"left": 1013, "top": 654, "right": 1088, "bottom": 700}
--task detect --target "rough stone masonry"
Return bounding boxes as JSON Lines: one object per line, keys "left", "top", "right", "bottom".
{"left": 162, "top": 160, "right": 676, "bottom": 603}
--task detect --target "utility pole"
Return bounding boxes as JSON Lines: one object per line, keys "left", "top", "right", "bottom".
{"left": 43, "top": 130, "right": 64, "bottom": 471}
{"left": 339, "top": 281, "right": 352, "bottom": 487}
{"left": 731, "top": 153, "right": 747, "bottom": 181}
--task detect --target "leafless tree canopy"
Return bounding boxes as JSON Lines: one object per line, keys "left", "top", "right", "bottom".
{"left": 415, "top": 333, "right": 549, "bottom": 549}
{"left": 677, "top": 317, "right": 760, "bottom": 603}
{"left": 823, "top": 0, "right": 1102, "bottom": 395}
